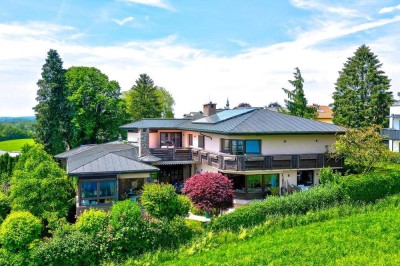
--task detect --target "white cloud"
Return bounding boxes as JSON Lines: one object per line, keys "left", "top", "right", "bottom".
{"left": 379, "top": 4, "right": 400, "bottom": 14}
{"left": 121, "top": 0, "right": 174, "bottom": 11}
{"left": 228, "top": 39, "right": 249, "bottom": 47}
{"left": 290, "top": 0, "right": 359, "bottom": 17}
{"left": 112, "top": 16, "right": 135, "bottom": 26}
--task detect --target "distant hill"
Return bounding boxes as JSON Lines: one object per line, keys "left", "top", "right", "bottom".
{"left": 0, "top": 116, "right": 35, "bottom": 122}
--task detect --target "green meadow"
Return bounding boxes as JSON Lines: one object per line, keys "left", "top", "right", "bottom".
{"left": 0, "top": 138, "right": 34, "bottom": 152}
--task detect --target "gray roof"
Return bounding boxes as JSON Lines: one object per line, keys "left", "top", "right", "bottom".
{"left": 138, "top": 154, "right": 163, "bottom": 163}
{"left": 121, "top": 109, "right": 344, "bottom": 135}
{"left": 54, "top": 145, "right": 97, "bottom": 159}
{"left": 120, "top": 119, "right": 190, "bottom": 130}
{"left": 56, "top": 143, "right": 158, "bottom": 176}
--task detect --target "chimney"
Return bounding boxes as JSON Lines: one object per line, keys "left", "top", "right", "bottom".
{"left": 203, "top": 102, "right": 217, "bottom": 116}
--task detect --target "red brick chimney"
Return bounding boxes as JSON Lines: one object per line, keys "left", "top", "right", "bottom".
{"left": 203, "top": 102, "right": 217, "bottom": 116}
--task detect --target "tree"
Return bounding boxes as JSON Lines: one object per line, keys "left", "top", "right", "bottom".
{"left": 66, "top": 67, "right": 126, "bottom": 147}
{"left": 281, "top": 67, "right": 317, "bottom": 119}
{"left": 333, "top": 45, "right": 393, "bottom": 128}
{"left": 141, "top": 183, "right": 190, "bottom": 220}
{"left": 331, "top": 126, "right": 388, "bottom": 173}
{"left": 33, "top": 49, "right": 71, "bottom": 154}
{"left": 183, "top": 172, "right": 234, "bottom": 214}
{"left": 10, "top": 145, "right": 75, "bottom": 220}
{"left": 155, "top": 86, "right": 175, "bottom": 118}
{"left": 125, "top": 74, "right": 162, "bottom": 121}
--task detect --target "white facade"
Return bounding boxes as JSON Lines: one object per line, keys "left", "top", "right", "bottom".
{"left": 387, "top": 105, "right": 400, "bottom": 152}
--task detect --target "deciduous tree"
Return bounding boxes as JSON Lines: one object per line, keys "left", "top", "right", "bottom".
{"left": 333, "top": 45, "right": 393, "bottom": 128}
{"left": 33, "top": 49, "right": 71, "bottom": 154}
{"left": 281, "top": 67, "right": 317, "bottom": 119}
{"left": 155, "top": 86, "right": 175, "bottom": 118}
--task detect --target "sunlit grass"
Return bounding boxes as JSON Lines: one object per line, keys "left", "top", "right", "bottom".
{"left": 0, "top": 138, "right": 34, "bottom": 152}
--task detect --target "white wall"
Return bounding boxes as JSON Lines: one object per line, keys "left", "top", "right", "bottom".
{"left": 127, "top": 132, "right": 139, "bottom": 142}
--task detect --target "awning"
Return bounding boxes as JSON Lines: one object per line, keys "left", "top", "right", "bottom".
{"left": 153, "top": 160, "right": 197, "bottom": 166}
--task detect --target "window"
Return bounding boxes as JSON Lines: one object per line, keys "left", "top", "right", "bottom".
{"left": 248, "top": 175, "right": 262, "bottom": 192}
{"left": 188, "top": 134, "right": 193, "bottom": 146}
{"left": 231, "top": 140, "right": 244, "bottom": 155}
{"left": 220, "top": 139, "right": 230, "bottom": 153}
{"left": 198, "top": 135, "right": 205, "bottom": 148}
{"left": 160, "top": 132, "right": 182, "bottom": 147}
{"left": 297, "top": 170, "right": 313, "bottom": 186}
{"left": 245, "top": 140, "right": 261, "bottom": 154}
{"left": 80, "top": 179, "right": 116, "bottom": 206}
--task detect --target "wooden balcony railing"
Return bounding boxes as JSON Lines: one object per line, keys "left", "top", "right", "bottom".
{"left": 149, "top": 148, "right": 192, "bottom": 161}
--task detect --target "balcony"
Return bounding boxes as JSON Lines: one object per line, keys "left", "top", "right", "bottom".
{"left": 149, "top": 148, "right": 192, "bottom": 161}
{"left": 191, "top": 149, "right": 343, "bottom": 171}
{"left": 382, "top": 128, "right": 400, "bottom": 140}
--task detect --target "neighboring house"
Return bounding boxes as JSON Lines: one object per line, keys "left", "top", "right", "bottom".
{"left": 55, "top": 143, "right": 158, "bottom": 216}
{"left": 120, "top": 102, "right": 344, "bottom": 201}
{"left": 383, "top": 101, "right": 400, "bottom": 152}
{"left": 310, "top": 105, "right": 333, "bottom": 124}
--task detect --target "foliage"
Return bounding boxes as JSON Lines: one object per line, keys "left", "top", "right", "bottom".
{"left": 333, "top": 44, "right": 393, "bottom": 128}
{"left": 142, "top": 184, "right": 190, "bottom": 220}
{"left": 184, "top": 172, "right": 234, "bottom": 213}
{"left": 0, "top": 138, "right": 34, "bottom": 152}
{"left": 66, "top": 66, "right": 127, "bottom": 147}
{"left": 319, "top": 167, "right": 341, "bottom": 185}
{"left": 31, "top": 226, "right": 101, "bottom": 266}
{"left": 10, "top": 144, "right": 75, "bottom": 220}
{"left": 281, "top": 67, "right": 317, "bottom": 119}
{"left": 125, "top": 74, "right": 162, "bottom": 121}
{"left": 155, "top": 86, "right": 175, "bottom": 118}
{"left": 33, "top": 49, "right": 71, "bottom": 155}
{"left": 109, "top": 200, "right": 142, "bottom": 229}
{"left": 0, "top": 211, "right": 41, "bottom": 252}
{"left": 0, "top": 192, "right": 11, "bottom": 219}
{"left": 75, "top": 208, "right": 108, "bottom": 237}
{"left": 0, "top": 152, "right": 19, "bottom": 179}
{"left": 331, "top": 126, "right": 388, "bottom": 173}
{"left": 0, "top": 121, "right": 35, "bottom": 142}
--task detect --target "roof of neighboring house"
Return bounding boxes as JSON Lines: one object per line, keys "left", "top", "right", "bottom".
{"left": 55, "top": 143, "right": 158, "bottom": 176}
{"left": 311, "top": 105, "right": 333, "bottom": 119}
{"left": 120, "top": 108, "right": 344, "bottom": 135}
{"left": 54, "top": 144, "right": 97, "bottom": 159}
{"left": 120, "top": 118, "right": 190, "bottom": 130}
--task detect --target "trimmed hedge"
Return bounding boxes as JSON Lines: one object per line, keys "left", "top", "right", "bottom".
{"left": 209, "top": 164, "right": 400, "bottom": 232}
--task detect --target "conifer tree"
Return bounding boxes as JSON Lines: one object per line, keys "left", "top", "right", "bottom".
{"left": 333, "top": 45, "right": 393, "bottom": 128}
{"left": 281, "top": 67, "right": 317, "bottom": 119}
{"left": 33, "top": 49, "right": 71, "bottom": 154}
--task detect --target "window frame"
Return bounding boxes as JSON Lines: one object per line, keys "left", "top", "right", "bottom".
{"left": 79, "top": 178, "right": 117, "bottom": 206}
{"left": 198, "top": 135, "right": 205, "bottom": 149}
{"left": 160, "top": 132, "right": 182, "bottom": 147}
{"left": 245, "top": 139, "right": 261, "bottom": 154}
{"left": 188, "top": 134, "right": 193, "bottom": 146}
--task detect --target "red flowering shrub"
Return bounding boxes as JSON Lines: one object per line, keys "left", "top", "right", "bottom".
{"left": 183, "top": 172, "right": 234, "bottom": 213}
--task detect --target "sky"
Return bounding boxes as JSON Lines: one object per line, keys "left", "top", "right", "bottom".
{"left": 0, "top": 0, "right": 400, "bottom": 117}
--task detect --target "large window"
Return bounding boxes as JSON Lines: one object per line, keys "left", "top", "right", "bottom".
{"left": 80, "top": 179, "right": 116, "bottom": 206}
{"left": 198, "top": 135, "right": 205, "bottom": 148}
{"left": 220, "top": 139, "right": 261, "bottom": 155}
{"left": 297, "top": 170, "right": 313, "bottom": 186}
{"left": 160, "top": 132, "right": 182, "bottom": 147}
{"left": 188, "top": 134, "right": 193, "bottom": 146}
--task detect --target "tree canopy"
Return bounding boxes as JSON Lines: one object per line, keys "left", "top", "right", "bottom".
{"left": 33, "top": 49, "right": 71, "bottom": 154}
{"left": 332, "top": 45, "right": 393, "bottom": 128}
{"left": 10, "top": 145, "right": 75, "bottom": 220}
{"left": 66, "top": 66, "right": 127, "bottom": 147}
{"left": 281, "top": 68, "right": 317, "bottom": 119}
{"left": 155, "top": 86, "right": 175, "bottom": 118}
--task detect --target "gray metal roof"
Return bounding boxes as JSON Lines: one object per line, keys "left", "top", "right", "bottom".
{"left": 120, "top": 109, "right": 345, "bottom": 135}
{"left": 120, "top": 118, "right": 190, "bottom": 130}
{"left": 54, "top": 145, "right": 97, "bottom": 159}
{"left": 56, "top": 143, "right": 158, "bottom": 175}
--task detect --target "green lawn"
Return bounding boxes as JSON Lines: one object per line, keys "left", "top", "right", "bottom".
{"left": 0, "top": 138, "right": 34, "bottom": 152}
{"left": 131, "top": 202, "right": 400, "bottom": 266}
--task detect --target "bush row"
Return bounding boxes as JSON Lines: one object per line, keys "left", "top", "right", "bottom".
{"left": 209, "top": 164, "right": 400, "bottom": 232}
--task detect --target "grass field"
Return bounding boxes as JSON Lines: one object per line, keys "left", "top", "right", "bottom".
{"left": 0, "top": 138, "right": 34, "bottom": 152}
{"left": 128, "top": 196, "right": 400, "bottom": 266}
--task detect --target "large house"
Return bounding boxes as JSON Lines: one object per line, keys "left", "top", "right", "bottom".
{"left": 120, "top": 102, "right": 344, "bottom": 201}
{"left": 57, "top": 102, "right": 344, "bottom": 215}
{"left": 383, "top": 101, "right": 400, "bottom": 151}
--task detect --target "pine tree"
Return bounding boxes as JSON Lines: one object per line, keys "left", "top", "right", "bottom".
{"left": 281, "top": 68, "right": 317, "bottom": 119}
{"left": 33, "top": 49, "right": 71, "bottom": 154}
{"left": 333, "top": 45, "right": 393, "bottom": 128}
{"left": 126, "top": 74, "right": 162, "bottom": 121}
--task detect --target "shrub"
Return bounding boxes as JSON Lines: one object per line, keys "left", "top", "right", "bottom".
{"left": 31, "top": 227, "right": 100, "bottom": 266}
{"left": 209, "top": 185, "right": 343, "bottom": 232}
{"left": 109, "top": 200, "right": 141, "bottom": 229}
{"left": 184, "top": 172, "right": 234, "bottom": 213}
{"left": 142, "top": 184, "right": 189, "bottom": 220}
{"left": 0, "top": 192, "right": 10, "bottom": 220}
{"left": 319, "top": 167, "right": 341, "bottom": 185}
{"left": 75, "top": 208, "right": 108, "bottom": 237}
{"left": 0, "top": 211, "right": 42, "bottom": 252}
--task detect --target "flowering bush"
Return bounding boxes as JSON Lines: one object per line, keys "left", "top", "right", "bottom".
{"left": 184, "top": 172, "right": 234, "bottom": 213}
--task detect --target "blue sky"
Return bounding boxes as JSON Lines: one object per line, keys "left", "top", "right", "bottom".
{"left": 1, "top": 0, "right": 400, "bottom": 117}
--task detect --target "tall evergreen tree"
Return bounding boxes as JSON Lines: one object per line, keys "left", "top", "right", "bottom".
{"left": 33, "top": 49, "right": 71, "bottom": 154}
{"left": 281, "top": 67, "right": 317, "bottom": 119}
{"left": 333, "top": 45, "right": 393, "bottom": 128}
{"left": 126, "top": 74, "right": 162, "bottom": 121}
{"left": 66, "top": 67, "right": 126, "bottom": 147}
